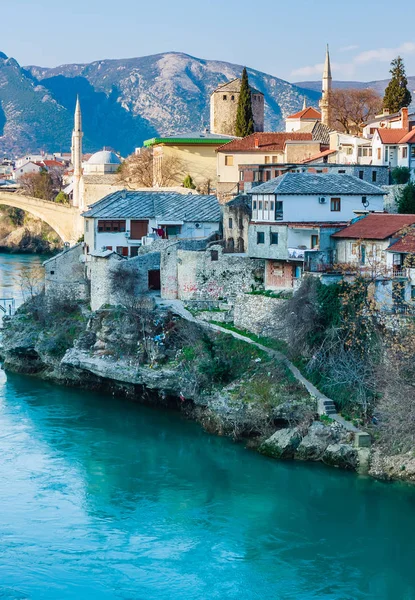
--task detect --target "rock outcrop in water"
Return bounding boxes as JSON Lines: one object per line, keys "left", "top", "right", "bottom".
{"left": 0, "top": 295, "right": 369, "bottom": 475}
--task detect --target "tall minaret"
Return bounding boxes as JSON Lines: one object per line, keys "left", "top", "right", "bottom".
{"left": 319, "top": 45, "right": 332, "bottom": 127}
{"left": 71, "top": 95, "right": 83, "bottom": 209}
{"left": 302, "top": 96, "right": 307, "bottom": 111}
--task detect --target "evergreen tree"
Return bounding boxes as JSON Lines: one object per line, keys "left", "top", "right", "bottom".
{"left": 397, "top": 182, "right": 415, "bottom": 214}
{"left": 383, "top": 56, "right": 412, "bottom": 113}
{"left": 183, "top": 174, "right": 196, "bottom": 189}
{"left": 235, "top": 68, "right": 254, "bottom": 137}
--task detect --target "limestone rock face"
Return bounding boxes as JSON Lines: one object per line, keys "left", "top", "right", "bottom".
{"left": 322, "top": 443, "right": 358, "bottom": 470}
{"left": 296, "top": 422, "right": 336, "bottom": 461}
{"left": 259, "top": 427, "right": 302, "bottom": 459}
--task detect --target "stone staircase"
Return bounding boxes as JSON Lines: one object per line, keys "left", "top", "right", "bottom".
{"left": 322, "top": 399, "right": 337, "bottom": 416}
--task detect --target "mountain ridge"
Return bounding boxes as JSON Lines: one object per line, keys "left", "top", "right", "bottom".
{"left": 0, "top": 51, "right": 320, "bottom": 157}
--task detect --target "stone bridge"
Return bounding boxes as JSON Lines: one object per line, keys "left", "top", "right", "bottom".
{"left": 0, "top": 191, "right": 83, "bottom": 243}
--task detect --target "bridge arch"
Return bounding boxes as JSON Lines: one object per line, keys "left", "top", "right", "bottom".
{"left": 0, "top": 192, "right": 83, "bottom": 244}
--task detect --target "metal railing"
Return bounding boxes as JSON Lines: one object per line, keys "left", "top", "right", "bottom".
{"left": 0, "top": 298, "right": 15, "bottom": 317}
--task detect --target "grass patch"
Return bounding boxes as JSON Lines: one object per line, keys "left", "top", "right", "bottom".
{"left": 209, "top": 321, "right": 288, "bottom": 353}
{"left": 247, "top": 289, "right": 293, "bottom": 299}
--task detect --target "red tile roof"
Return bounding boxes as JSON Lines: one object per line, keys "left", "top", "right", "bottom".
{"left": 377, "top": 128, "right": 408, "bottom": 144}
{"left": 387, "top": 232, "right": 415, "bottom": 253}
{"left": 332, "top": 213, "right": 415, "bottom": 240}
{"left": 217, "top": 132, "right": 313, "bottom": 153}
{"left": 399, "top": 129, "right": 415, "bottom": 144}
{"left": 300, "top": 149, "right": 337, "bottom": 164}
{"left": 286, "top": 107, "right": 321, "bottom": 120}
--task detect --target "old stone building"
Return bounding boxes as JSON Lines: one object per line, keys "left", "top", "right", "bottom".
{"left": 222, "top": 194, "right": 251, "bottom": 253}
{"left": 210, "top": 78, "right": 264, "bottom": 136}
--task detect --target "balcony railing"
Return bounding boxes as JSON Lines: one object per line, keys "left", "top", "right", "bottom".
{"left": 288, "top": 247, "right": 305, "bottom": 260}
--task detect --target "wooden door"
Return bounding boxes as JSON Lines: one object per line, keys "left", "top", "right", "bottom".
{"left": 130, "top": 220, "right": 148, "bottom": 240}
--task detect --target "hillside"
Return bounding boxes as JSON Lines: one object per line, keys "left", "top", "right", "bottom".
{"left": 0, "top": 51, "right": 320, "bottom": 157}
{"left": 296, "top": 76, "right": 415, "bottom": 99}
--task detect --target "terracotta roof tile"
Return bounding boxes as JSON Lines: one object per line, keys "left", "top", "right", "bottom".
{"left": 286, "top": 107, "right": 321, "bottom": 120}
{"left": 387, "top": 232, "right": 415, "bottom": 253}
{"left": 377, "top": 128, "right": 408, "bottom": 144}
{"left": 332, "top": 213, "right": 415, "bottom": 240}
{"left": 399, "top": 129, "right": 415, "bottom": 144}
{"left": 300, "top": 149, "right": 337, "bottom": 164}
{"left": 217, "top": 132, "right": 313, "bottom": 153}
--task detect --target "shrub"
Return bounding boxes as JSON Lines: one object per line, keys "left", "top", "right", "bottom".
{"left": 391, "top": 166, "right": 411, "bottom": 185}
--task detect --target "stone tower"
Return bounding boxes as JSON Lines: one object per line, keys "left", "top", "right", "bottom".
{"left": 319, "top": 45, "right": 332, "bottom": 127}
{"left": 71, "top": 96, "right": 83, "bottom": 209}
{"left": 210, "top": 78, "right": 264, "bottom": 136}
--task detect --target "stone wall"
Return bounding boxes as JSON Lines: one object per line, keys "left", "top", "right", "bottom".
{"left": 89, "top": 254, "right": 124, "bottom": 311}
{"left": 234, "top": 294, "right": 287, "bottom": 338}
{"left": 162, "top": 244, "right": 264, "bottom": 301}
{"left": 383, "top": 184, "right": 404, "bottom": 213}
{"left": 44, "top": 243, "right": 89, "bottom": 301}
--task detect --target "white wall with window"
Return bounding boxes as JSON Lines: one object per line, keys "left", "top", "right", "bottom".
{"left": 251, "top": 193, "right": 384, "bottom": 223}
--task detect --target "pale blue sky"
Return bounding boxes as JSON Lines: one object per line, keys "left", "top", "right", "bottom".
{"left": 3, "top": 0, "right": 415, "bottom": 82}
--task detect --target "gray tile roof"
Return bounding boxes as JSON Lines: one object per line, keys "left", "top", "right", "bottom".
{"left": 82, "top": 191, "right": 221, "bottom": 222}
{"left": 250, "top": 173, "right": 385, "bottom": 196}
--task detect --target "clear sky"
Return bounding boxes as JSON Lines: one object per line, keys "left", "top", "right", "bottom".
{"left": 2, "top": 0, "right": 415, "bottom": 83}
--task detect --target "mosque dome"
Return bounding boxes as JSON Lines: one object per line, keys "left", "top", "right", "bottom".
{"left": 87, "top": 150, "right": 121, "bottom": 165}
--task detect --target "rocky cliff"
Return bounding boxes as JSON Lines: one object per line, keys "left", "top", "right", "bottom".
{"left": 0, "top": 295, "right": 369, "bottom": 476}
{"left": 0, "top": 206, "right": 62, "bottom": 253}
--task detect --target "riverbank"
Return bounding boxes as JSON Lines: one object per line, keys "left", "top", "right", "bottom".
{"left": 4, "top": 293, "right": 398, "bottom": 481}
{"left": 0, "top": 205, "right": 62, "bottom": 253}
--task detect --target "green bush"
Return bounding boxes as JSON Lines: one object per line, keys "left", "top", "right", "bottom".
{"left": 391, "top": 166, "right": 410, "bottom": 185}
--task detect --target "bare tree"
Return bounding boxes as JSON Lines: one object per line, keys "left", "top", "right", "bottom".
{"left": 330, "top": 88, "right": 382, "bottom": 134}
{"left": 18, "top": 171, "right": 55, "bottom": 201}
{"left": 117, "top": 149, "right": 186, "bottom": 188}
{"left": 20, "top": 265, "right": 45, "bottom": 300}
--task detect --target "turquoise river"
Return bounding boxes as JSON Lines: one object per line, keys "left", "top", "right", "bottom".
{"left": 0, "top": 254, "right": 414, "bottom": 600}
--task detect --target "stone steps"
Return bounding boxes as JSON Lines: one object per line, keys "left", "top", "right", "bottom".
{"left": 322, "top": 400, "right": 337, "bottom": 415}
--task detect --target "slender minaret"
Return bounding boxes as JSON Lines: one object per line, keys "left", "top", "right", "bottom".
{"left": 302, "top": 96, "right": 307, "bottom": 111}
{"left": 319, "top": 45, "right": 332, "bottom": 127}
{"left": 71, "top": 96, "right": 83, "bottom": 209}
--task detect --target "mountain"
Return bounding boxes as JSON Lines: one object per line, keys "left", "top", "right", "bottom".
{"left": 0, "top": 51, "right": 320, "bottom": 157}
{"left": 296, "top": 77, "right": 415, "bottom": 97}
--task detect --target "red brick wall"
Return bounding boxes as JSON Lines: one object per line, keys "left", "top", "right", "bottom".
{"left": 265, "top": 260, "right": 294, "bottom": 289}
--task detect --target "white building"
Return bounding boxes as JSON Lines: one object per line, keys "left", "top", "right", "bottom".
{"left": 329, "top": 132, "right": 373, "bottom": 165}
{"left": 83, "top": 190, "right": 221, "bottom": 257}
{"left": 371, "top": 128, "right": 415, "bottom": 177}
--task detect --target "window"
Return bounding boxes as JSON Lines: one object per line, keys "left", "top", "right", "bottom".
{"left": 377, "top": 148, "right": 381, "bottom": 160}
{"left": 257, "top": 231, "right": 265, "bottom": 244}
{"left": 258, "top": 201, "right": 263, "bottom": 210}
{"left": 385, "top": 147, "right": 389, "bottom": 162}
{"left": 411, "top": 146, "right": 415, "bottom": 159}
{"left": 270, "top": 201, "right": 274, "bottom": 211}
{"left": 270, "top": 232, "right": 279, "bottom": 245}
{"left": 223, "top": 95, "right": 227, "bottom": 100}
{"left": 338, "top": 169, "right": 346, "bottom": 174}
{"left": 239, "top": 171, "right": 244, "bottom": 181}
{"left": 228, "top": 217, "right": 233, "bottom": 229}
{"left": 360, "top": 245, "right": 366, "bottom": 265}
{"left": 372, "top": 171, "right": 377, "bottom": 182}
{"left": 316, "top": 169, "right": 323, "bottom": 173}
{"left": 211, "top": 250, "right": 219, "bottom": 261}
{"left": 311, "top": 234, "right": 319, "bottom": 249}
{"left": 345, "top": 146, "right": 353, "bottom": 155}
{"left": 231, "top": 95, "right": 235, "bottom": 101}
{"left": 264, "top": 156, "right": 270, "bottom": 164}
{"left": 116, "top": 246, "right": 129, "bottom": 257}
{"left": 330, "top": 198, "right": 341, "bottom": 212}
{"left": 402, "top": 147, "right": 408, "bottom": 158}
{"left": 85, "top": 220, "right": 89, "bottom": 232}
{"left": 50, "top": 270, "right": 55, "bottom": 275}
{"left": 264, "top": 201, "right": 268, "bottom": 210}
{"left": 98, "top": 220, "right": 126, "bottom": 232}
{"left": 225, "top": 155, "right": 233, "bottom": 166}
{"left": 276, "top": 201, "right": 283, "bottom": 219}
{"left": 106, "top": 246, "right": 113, "bottom": 251}
{"left": 253, "top": 200, "right": 257, "bottom": 209}
{"left": 272, "top": 156, "right": 278, "bottom": 163}
{"left": 359, "top": 170, "right": 364, "bottom": 180}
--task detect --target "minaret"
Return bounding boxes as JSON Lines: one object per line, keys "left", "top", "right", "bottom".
{"left": 71, "top": 96, "right": 83, "bottom": 209}
{"left": 302, "top": 96, "right": 307, "bottom": 111}
{"left": 319, "top": 45, "right": 332, "bottom": 127}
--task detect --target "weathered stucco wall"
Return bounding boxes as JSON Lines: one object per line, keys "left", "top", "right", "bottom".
{"left": 44, "top": 243, "right": 89, "bottom": 301}
{"left": 233, "top": 294, "right": 287, "bottom": 338}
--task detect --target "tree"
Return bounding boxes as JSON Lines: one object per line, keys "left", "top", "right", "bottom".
{"left": 117, "top": 149, "right": 186, "bottom": 188}
{"left": 235, "top": 68, "right": 254, "bottom": 137}
{"left": 391, "top": 166, "right": 411, "bottom": 185}
{"left": 397, "top": 182, "right": 415, "bottom": 213}
{"left": 383, "top": 56, "right": 412, "bottom": 113}
{"left": 183, "top": 174, "right": 196, "bottom": 189}
{"left": 18, "top": 169, "right": 55, "bottom": 201}
{"left": 330, "top": 88, "right": 382, "bottom": 134}
{"left": 55, "top": 191, "right": 69, "bottom": 204}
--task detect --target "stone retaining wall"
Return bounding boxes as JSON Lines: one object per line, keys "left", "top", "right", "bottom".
{"left": 233, "top": 294, "right": 287, "bottom": 337}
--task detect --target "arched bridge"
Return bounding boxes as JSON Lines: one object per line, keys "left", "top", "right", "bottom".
{"left": 0, "top": 191, "right": 83, "bottom": 244}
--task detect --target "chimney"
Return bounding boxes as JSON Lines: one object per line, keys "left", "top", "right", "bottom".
{"left": 254, "top": 137, "right": 259, "bottom": 149}
{"left": 401, "top": 107, "right": 409, "bottom": 130}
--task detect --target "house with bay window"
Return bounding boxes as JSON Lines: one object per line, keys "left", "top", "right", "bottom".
{"left": 247, "top": 173, "right": 385, "bottom": 290}
{"left": 82, "top": 190, "right": 221, "bottom": 256}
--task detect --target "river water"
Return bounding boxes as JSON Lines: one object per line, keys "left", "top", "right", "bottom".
{"left": 0, "top": 254, "right": 415, "bottom": 600}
